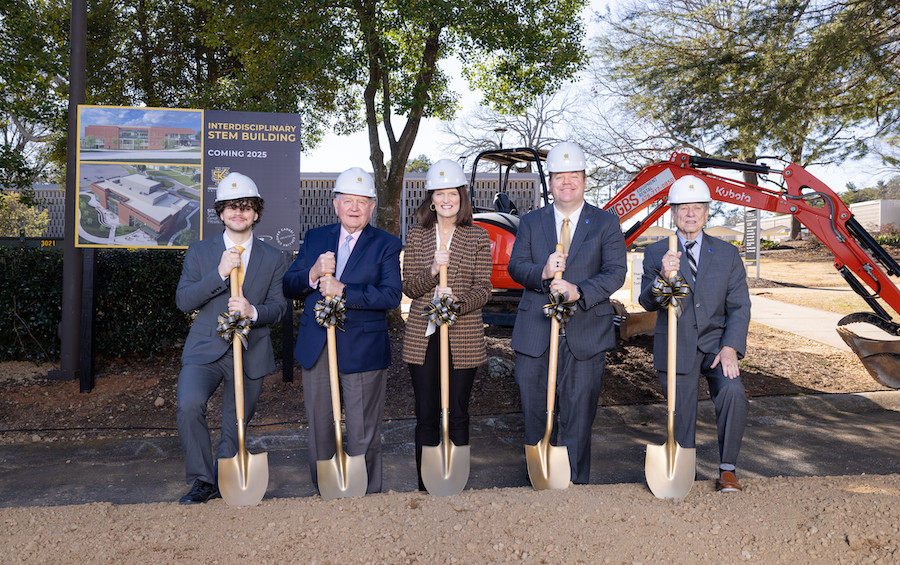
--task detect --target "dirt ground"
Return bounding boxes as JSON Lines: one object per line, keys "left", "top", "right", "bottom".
{"left": 1, "top": 241, "right": 898, "bottom": 563}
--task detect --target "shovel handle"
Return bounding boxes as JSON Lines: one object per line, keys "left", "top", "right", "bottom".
{"left": 666, "top": 236, "right": 677, "bottom": 433}
{"left": 438, "top": 245, "right": 450, "bottom": 418}
{"left": 229, "top": 268, "right": 247, "bottom": 425}
{"left": 544, "top": 244, "right": 564, "bottom": 420}
{"left": 320, "top": 273, "right": 346, "bottom": 454}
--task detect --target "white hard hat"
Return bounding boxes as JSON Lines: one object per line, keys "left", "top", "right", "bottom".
{"left": 425, "top": 159, "right": 467, "bottom": 190}
{"left": 668, "top": 175, "right": 712, "bottom": 204}
{"left": 333, "top": 167, "right": 376, "bottom": 198}
{"left": 215, "top": 172, "right": 261, "bottom": 202}
{"left": 546, "top": 141, "right": 586, "bottom": 173}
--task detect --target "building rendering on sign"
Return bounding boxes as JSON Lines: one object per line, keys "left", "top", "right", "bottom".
{"left": 83, "top": 125, "right": 197, "bottom": 150}
{"left": 90, "top": 174, "right": 190, "bottom": 237}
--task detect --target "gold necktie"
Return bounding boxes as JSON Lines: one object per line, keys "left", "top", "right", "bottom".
{"left": 234, "top": 245, "right": 245, "bottom": 287}
{"left": 560, "top": 217, "right": 571, "bottom": 254}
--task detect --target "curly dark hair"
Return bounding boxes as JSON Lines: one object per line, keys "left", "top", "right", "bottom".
{"left": 214, "top": 197, "right": 265, "bottom": 225}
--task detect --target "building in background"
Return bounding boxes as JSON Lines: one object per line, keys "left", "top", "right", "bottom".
{"left": 848, "top": 200, "right": 900, "bottom": 233}
{"left": 83, "top": 125, "right": 197, "bottom": 150}
{"left": 90, "top": 174, "right": 190, "bottom": 238}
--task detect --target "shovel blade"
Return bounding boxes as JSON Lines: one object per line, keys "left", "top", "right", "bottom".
{"left": 317, "top": 453, "right": 368, "bottom": 500}
{"left": 218, "top": 451, "right": 269, "bottom": 506}
{"left": 644, "top": 442, "right": 696, "bottom": 499}
{"left": 421, "top": 442, "right": 471, "bottom": 496}
{"left": 524, "top": 442, "right": 570, "bottom": 490}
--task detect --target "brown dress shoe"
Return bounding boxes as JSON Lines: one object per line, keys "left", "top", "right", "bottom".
{"left": 716, "top": 470, "right": 743, "bottom": 492}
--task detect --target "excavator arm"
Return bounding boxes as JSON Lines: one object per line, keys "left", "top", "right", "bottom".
{"left": 604, "top": 152, "right": 900, "bottom": 388}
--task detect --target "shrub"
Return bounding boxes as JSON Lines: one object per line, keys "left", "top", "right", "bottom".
{"left": 1, "top": 246, "right": 293, "bottom": 363}
{"left": 0, "top": 246, "right": 64, "bottom": 361}
{"left": 94, "top": 249, "right": 193, "bottom": 358}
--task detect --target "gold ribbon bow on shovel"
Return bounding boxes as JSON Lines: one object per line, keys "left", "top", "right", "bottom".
{"left": 217, "top": 263, "right": 269, "bottom": 507}
{"left": 315, "top": 273, "right": 367, "bottom": 500}
{"left": 645, "top": 235, "right": 696, "bottom": 499}
{"left": 421, "top": 246, "right": 470, "bottom": 496}
{"left": 525, "top": 244, "right": 575, "bottom": 490}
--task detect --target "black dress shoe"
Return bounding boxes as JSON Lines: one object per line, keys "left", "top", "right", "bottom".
{"left": 179, "top": 479, "right": 220, "bottom": 504}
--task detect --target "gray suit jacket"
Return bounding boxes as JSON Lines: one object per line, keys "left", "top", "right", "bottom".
{"left": 638, "top": 232, "right": 751, "bottom": 373}
{"left": 509, "top": 203, "right": 628, "bottom": 360}
{"left": 176, "top": 235, "right": 289, "bottom": 379}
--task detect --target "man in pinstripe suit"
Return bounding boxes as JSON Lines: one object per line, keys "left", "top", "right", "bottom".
{"left": 508, "top": 142, "right": 627, "bottom": 485}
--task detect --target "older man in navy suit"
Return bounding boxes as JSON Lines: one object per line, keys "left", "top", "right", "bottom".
{"left": 175, "top": 172, "right": 289, "bottom": 504}
{"left": 638, "top": 174, "right": 751, "bottom": 492}
{"left": 283, "top": 167, "right": 402, "bottom": 494}
{"left": 509, "top": 142, "right": 628, "bottom": 485}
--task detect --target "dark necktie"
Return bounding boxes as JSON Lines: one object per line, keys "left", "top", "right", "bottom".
{"left": 685, "top": 240, "right": 698, "bottom": 280}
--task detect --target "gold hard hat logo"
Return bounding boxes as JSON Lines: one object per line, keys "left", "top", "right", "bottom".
{"left": 357, "top": 177, "right": 362, "bottom": 182}
{"left": 564, "top": 153, "right": 569, "bottom": 159}
{"left": 440, "top": 171, "right": 445, "bottom": 176}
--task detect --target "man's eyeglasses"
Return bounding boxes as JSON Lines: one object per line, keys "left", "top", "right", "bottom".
{"left": 224, "top": 200, "right": 254, "bottom": 211}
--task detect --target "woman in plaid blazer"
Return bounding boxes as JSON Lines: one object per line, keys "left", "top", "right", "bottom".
{"left": 402, "top": 159, "right": 492, "bottom": 491}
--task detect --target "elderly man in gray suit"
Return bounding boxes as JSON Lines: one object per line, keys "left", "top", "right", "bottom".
{"left": 639, "top": 174, "right": 751, "bottom": 492}
{"left": 175, "top": 172, "right": 288, "bottom": 504}
{"left": 509, "top": 141, "right": 628, "bottom": 485}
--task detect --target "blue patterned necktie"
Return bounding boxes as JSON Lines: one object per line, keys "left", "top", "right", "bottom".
{"left": 685, "top": 240, "right": 698, "bottom": 280}
{"left": 335, "top": 234, "right": 352, "bottom": 280}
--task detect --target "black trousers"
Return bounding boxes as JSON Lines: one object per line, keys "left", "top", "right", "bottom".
{"left": 408, "top": 332, "right": 477, "bottom": 490}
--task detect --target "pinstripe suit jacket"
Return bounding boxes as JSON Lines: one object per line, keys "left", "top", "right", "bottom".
{"left": 401, "top": 223, "right": 492, "bottom": 368}
{"left": 508, "top": 203, "right": 628, "bottom": 360}
{"left": 638, "top": 232, "right": 750, "bottom": 373}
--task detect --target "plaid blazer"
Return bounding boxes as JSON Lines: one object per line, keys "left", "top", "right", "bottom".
{"left": 401, "top": 223, "right": 492, "bottom": 368}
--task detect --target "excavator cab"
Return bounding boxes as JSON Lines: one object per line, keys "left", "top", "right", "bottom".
{"left": 469, "top": 147, "right": 550, "bottom": 325}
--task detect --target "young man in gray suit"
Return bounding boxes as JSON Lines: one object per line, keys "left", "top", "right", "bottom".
{"left": 175, "top": 172, "right": 288, "bottom": 504}
{"left": 509, "top": 141, "right": 628, "bottom": 485}
{"left": 638, "top": 174, "right": 751, "bottom": 492}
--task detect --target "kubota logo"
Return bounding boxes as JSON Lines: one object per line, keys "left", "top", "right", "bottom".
{"left": 715, "top": 186, "right": 751, "bottom": 203}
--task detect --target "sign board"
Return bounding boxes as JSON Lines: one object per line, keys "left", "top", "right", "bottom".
{"left": 744, "top": 208, "right": 759, "bottom": 265}
{"left": 75, "top": 105, "right": 301, "bottom": 250}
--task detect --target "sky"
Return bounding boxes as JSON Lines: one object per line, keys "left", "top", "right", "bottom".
{"left": 300, "top": 1, "right": 896, "bottom": 195}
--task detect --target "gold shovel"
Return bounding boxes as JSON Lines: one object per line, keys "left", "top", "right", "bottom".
{"left": 218, "top": 268, "right": 269, "bottom": 507}
{"left": 421, "top": 256, "right": 471, "bottom": 496}
{"left": 525, "top": 244, "right": 571, "bottom": 490}
{"left": 645, "top": 235, "right": 696, "bottom": 499}
{"left": 316, "top": 274, "right": 368, "bottom": 500}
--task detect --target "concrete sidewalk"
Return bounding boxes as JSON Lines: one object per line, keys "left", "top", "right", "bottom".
{"left": 750, "top": 287, "right": 900, "bottom": 351}
{"left": 1, "top": 390, "right": 897, "bottom": 507}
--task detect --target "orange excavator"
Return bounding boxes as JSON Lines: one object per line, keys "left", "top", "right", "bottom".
{"left": 472, "top": 150, "right": 900, "bottom": 389}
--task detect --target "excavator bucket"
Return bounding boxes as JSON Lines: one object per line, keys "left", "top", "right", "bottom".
{"left": 836, "top": 326, "right": 900, "bottom": 389}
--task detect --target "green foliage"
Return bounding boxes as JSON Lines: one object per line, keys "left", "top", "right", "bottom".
{"left": 840, "top": 176, "right": 900, "bottom": 205}
{"left": 0, "top": 192, "right": 50, "bottom": 236}
{"left": 0, "top": 247, "right": 64, "bottom": 361}
{"left": 404, "top": 154, "right": 432, "bottom": 173}
{"left": 594, "top": 0, "right": 900, "bottom": 164}
{"left": 93, "top": 249, "right": 193, "bottom": 358}
{"left": 760, "top": 239, "right": 781, "bottom": 250}
{"left": 0, "top": 247, "right": 194, "bottom": 362}
{"left": 875, "top": 233, "right": 900, "bottom": 247}
{"left": 0, "top": 246, "right": 295, "bottom": 362}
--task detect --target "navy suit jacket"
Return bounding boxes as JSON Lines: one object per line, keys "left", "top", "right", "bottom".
{"left": 638, "top": 232, "right": 751, "bottom": 374}
{"left": 283, "top": 222, "right": 402, "bottom": 374}
{"left": 509, "top": 203, "right": 627, "bottom": 360}
{"left": 176, "top": 234, "right": 289, "bottom": 379}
